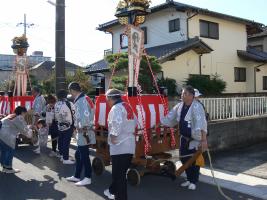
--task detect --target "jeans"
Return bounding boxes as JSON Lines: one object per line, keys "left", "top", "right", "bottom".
{"left": 74, "top": 145, "right": 92, "bottom": 179}
{"left": 109, "top": 154, "right": 133, "bottom": 200}
{"left": 58, "top": 127, "right": 73, "bottom": 160}
{"left": 0, "top": 140, "right": 15, "bottom": 168}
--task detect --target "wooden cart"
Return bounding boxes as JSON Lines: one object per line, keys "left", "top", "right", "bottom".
{"left": 91, "top": 94, "right": 180, "bottom": 186}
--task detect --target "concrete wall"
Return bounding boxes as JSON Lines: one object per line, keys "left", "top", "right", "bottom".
{"left": 208, "top": 116, "right": 267, "bottom": 151}
{"left": 112, "top": 7, "right": 187, "bottom": 53}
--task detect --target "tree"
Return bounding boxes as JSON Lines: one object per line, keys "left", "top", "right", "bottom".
{"left": 66, "top": 69, "right": 94, "bottom": 95}
{"left": 185, "top": 74, "right": 226, "bottom": 95}
{"left": 105, "top": 53, "right": 165, "bottom": 93}
{"left": 42, "top": 72, "right": 56, "bottom": 94}
{"left": 158, "top": 78, "right": 177, "bottom": 97}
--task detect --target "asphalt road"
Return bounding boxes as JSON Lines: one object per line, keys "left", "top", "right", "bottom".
{"left": 0, "top": 144, "right": 263, "bottom": 200}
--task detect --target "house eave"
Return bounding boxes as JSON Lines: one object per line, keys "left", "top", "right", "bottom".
{"left": 97, "top": 1, "right": 264, "bottom": 32}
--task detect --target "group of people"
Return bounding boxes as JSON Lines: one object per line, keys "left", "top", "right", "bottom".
{"left": 0, "top": 83, "right": 208, "bottom": 200}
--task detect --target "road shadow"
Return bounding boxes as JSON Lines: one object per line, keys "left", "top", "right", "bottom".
{"left": 0, "top": 173, "right": 66, "bottom": 200}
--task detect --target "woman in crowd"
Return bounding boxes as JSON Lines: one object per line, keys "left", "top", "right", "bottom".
{"left": 0, "top": 106, "right": 33, "bottom": 173}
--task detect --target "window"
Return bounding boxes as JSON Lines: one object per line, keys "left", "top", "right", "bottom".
{"left": 141, "top": 27, "right": 147, "bottom": 44}
{"left": 252, "top": 45, "right": 263, "bottom": 51}
{"left": 263, "top": 76, "right": 267, "bottom": 90}
{"left": 200, "top": 20, "right": 219, "bottom": 39}
{"left": 169, "top": 18, "right": 180, "bottom": 32}
{"left": 234, "top": 67, "right": 246, "bottom": 82}
{"left": 93, "top": 75, "right": 98, "bottom": 82}
{"left": 120, "top": 33, "right": 128, "bottom": 49}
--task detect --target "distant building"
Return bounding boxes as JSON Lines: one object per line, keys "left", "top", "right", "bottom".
{"left": 0, "top": 51, "right": 51, "bottom": 82}
{"left": 87, "top": 1, "right": 267, "bottom": 93}
{"left": 0, "top": 51, "right": 51, "bottom": 70}
{"left": 30, "top": 60, "right": 83, "bottom": 81}
{"left": 248, "top": 27, "right": 267, "bottom": 52}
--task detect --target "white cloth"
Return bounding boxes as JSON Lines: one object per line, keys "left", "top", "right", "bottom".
{"left": 55, "top": 100, "right": 75, "bottom": 131}
{"left": 0, "top": 115, "right": 32, "bottom": 149}
{"left": 161, "top": 100, "right": 207, "bottom": 150}
{"left": 107, "top": 102, "right": 136, "bottom": 155}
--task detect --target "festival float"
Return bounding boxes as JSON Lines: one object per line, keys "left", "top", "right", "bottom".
{"left": 0, "top": 34, "right": 33, "bottom": 118}
{"left": 91, "top": 0, "right": 180, "bottom": 186}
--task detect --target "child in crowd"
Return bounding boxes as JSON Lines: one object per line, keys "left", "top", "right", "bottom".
{"left": 46, "top": 94, "right": 60, "bottom": 157}
{"left": 33, "top": 119, "right": 48, "bottom": 154}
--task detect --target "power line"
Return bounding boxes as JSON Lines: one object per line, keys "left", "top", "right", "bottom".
{"left": 16, "top": 14, "right": 35, "bottom": 36}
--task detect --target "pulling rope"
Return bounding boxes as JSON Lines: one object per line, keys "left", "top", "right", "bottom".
{"left": 132, "top": 54, "right": 151, "bottom": 154}
{"left": 143, "top": 50, "right": 176, "bottom": 148}
{"left": 206, "top": 149, "right": 233, "bottom": 200}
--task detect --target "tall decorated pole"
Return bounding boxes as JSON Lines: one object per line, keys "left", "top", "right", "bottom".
{"left": 55, "top": 0, "right": 66, "bottom": 92}
{"left": 11, "top": 34, "right": 29, "bottom": 96}
{"left": 115, "top": 0, "right": 151, "bottom": 96}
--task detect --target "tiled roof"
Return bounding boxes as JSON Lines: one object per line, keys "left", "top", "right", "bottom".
{"left": 237, "top": 47, "right": 267, "bottom": 62}
{"left": 146, "top": 37, "right": 212, "bottom": 63}
{"left": 30, "top": 61, "right": 82, "bottom": 70}
{"left": 85, "top": 59, "right": 109, "bottom": 74}
{"left": 97, "top": 1, "right": 263, "bottom": 31}
{"left": 85, "top": 37, "right": 212, "bottom": 74}
{"left": 0, "top": 66, "right": 13, "bottom": 71}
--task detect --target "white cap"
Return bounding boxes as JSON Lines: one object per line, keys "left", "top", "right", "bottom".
{"left": 194, "top": 89, "right": 202, "bottom": 97}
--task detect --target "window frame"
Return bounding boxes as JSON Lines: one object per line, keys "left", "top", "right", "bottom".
{"left": 141, "top": 27, "right": 148, "bottom": 44}
{"left": 234, "top": 67, "right": 246, "bottom": 82}
{"left": 120, "top": 33, "right": 128, "bottom": 49}
{"left": 169, "top": 18, "right": 180, "bottom": 33}
{"left": 263, "top": 76, "right": 267, "bottom": 90}
{"left": 200, "top": 20, "right": 219, "bottom": 40}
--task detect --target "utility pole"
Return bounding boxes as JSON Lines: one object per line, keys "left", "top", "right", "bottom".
{"left": 55, "top": 0, "right": 66, "bottom": 92}
{"left": 16, "top": 14, "right": 34, "bottom": 37}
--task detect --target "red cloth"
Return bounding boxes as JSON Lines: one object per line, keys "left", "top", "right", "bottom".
{"left": 85, "top": 96, "right": 94, "bottom": 109}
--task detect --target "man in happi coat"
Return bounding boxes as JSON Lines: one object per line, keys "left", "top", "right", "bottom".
{"left": 66, "top": 82, "right": 96, "bottom": 186}
{"left": 161, "top": 85, "right": 208, "bottom": 190}
{"left": 104, "top": 89, "right": 136, "bottom": 200}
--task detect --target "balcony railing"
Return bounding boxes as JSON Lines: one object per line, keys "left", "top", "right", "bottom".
{"left": 200, "top": 96, "right": 267, "bottom": 121}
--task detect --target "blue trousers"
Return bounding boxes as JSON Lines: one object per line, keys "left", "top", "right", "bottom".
{"left": 0, "top": 140, "right": 15, "bottom": 168}
{"left": 74, "top": 145, "right": 92, "bottom": 179}
{"left": 58, "top": 128, "right": 73, "bottom": 160}
{"left": 180, "top": 137, "right": 200, "bottom": 184}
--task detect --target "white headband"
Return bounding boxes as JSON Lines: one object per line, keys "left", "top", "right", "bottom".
{"left": 106, "top": 93, "right": 122, "bottom": 97}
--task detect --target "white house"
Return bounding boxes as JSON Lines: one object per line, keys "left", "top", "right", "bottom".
{"left": 86, "top": 0, "right": 267, "bottom": 94}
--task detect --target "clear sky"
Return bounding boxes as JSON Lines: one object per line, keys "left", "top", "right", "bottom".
{"left": 0, "top": 0, "right": 266, "bottom": 67}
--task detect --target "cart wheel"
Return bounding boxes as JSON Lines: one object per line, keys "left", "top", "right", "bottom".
{"left": 164, "top": 161, "right": 176, "bottom": 175}
{"left": 92, "top": 157, "right": 105, "bottom": 176}
{"left": 127, "top": 168, "right": 141, "bottom": 186}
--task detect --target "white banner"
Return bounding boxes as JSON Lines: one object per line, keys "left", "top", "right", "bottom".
{"left": 15, "top": 56, "right": 28, "bottom": 96}
{"left": 128, "top": 25, "right": 144, "bottom": 87}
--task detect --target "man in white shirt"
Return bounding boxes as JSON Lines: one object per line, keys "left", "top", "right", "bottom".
{"left": 104, "top": 89, "right": 136, "bottom": 200}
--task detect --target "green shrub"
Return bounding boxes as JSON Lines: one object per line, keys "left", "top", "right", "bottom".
{"left": 185, "top": 74, "right": 226, "bottom": 95}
